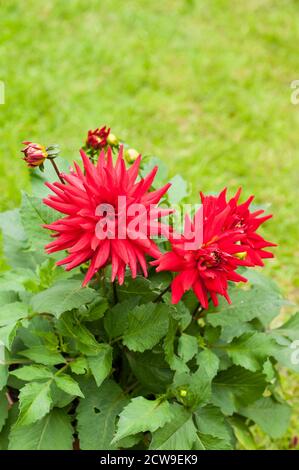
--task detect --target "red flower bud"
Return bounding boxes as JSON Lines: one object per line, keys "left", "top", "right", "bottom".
{"left": 86, "top": 126, "right": 110, "bottom": 150}
{"left": 21, "top": 141, "right": 48, "bottom": 168}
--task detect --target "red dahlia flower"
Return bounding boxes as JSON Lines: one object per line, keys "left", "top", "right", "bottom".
{"left": 43, "top": 146, "right": 171, "bottom": 286}
{"left": 86, "top": 126, "right": 110, "bottom": 150}
{"left": 200, "top": 188, "right": 276, "bottom": 266}
{"left": 22, "top": 141, "right": 48, "bottom": 167}
{"left": 152, "top": 189, "right": 275, "bottom": 307}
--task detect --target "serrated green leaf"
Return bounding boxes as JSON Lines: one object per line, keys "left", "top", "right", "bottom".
{"left": 207, "top": 285, "right": 284, "bottom": 332}
{"left": 31, "top": 280, "right": 97, "bottom": 318}
{"left": 19, "top": 345, "right": 66, "bottom": 366}
{"left": 10, "top": 365, "right": 54, "bottom": 381}
{"left": 112, "top": 397, "right": 172, "bottom": 443}
{"left": 58, "top": 312, "right": 101, "bottom": 355}
{"left": 194, "top": 432, "right": 233, "bottom": 450}
{"left": 54, "top": 374, "right": 84, "bottom": 397}
{"left": 126, "top": 349, "right": 173, "bottom": 394}
{"left": 16, "top": 381, "right": 52, "bottom": 426}
{"left": 150, "top": 403, "right": 196, "bottom": 450}
{"left": 20, "top": 192, "right": 57, "bottom": 253}
{"left": 195, "top": 404, "right": 233, "bottom": 443}
{"left": 272, "top": 312, "right": 299, "bottom": 341}
{"left": 178, "top": 334, "right": 198, "bottom": 362}
{"left": 0, "top": 346, "right": 8, "bottom": 391}
{"left": 171, "top": 368, "right": 212, "bottom": 410}
{"left": 239, "top": 397, "right": 291, "bottom": 439}
{"left": 0, "top": 321, "right": 21, "bottom": 349}
{"left": 0, "top": 302, "right": 28, "bottom": 326}
{"left": 122, "top": 303, "right": 169, "bottom": 352}
{"left": 9, "top": 408, "right": 73, "bottom": 450}
{"left": 87, "top": 344, "right": 113, "bottom": 387}
{"left": 69, "top": 357, "right": 88, "bottom": 375}
{"left": 170, "top": 301, "right": 192, "bottom": 331}
{"left": 0, "top": 209, "right": 41, "bottom": 269}
{"left": 212, "top": 366, "right": 267, "bottom": 415}
{"left": 196, "top": 349, "right": 220, "bottom": 380}
{"left": 225, "top": 332, "right": 278, "bottom": 372}
{"left": 0, "top": 389, "right": 8, "bottom": 432}
{"left": 116, "top": 276, "right": 156, "bottom": 303}
{"left": 163, "top": 317, "right": 188, "bottom": 373}
{"left": 77, "top": 379, "right": 129, "bottom": 450}
{"left": 104, "top": 298, "right": 140, "bottom": 341}
{"left": 229, "top": 415, "right": 256, "bottom": 450}
{"left": 80, "top": 298, "right": 109, "bottom": 322}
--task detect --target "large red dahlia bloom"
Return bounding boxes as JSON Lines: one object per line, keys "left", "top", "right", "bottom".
{"left": 152, "top": 189, "right": 275, "bottom": 307}
{"left": 43, "top": 146, "right": 171, "bottom": 286}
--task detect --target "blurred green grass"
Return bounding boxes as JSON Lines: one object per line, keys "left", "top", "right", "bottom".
{"left": 0, "top": 0, "right": 298, "bottom": 449}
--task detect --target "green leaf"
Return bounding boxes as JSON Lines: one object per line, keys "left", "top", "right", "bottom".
{"left": 196, "top": 349, "right": 220, "bottom": 380}
{"left": 0, "top": 302, "right": 28, "bottom": 326}
{"left": 87, "top": 344, "right": 113, "bottom": 387}
{"left": 171, "top": 368, "right": 212, "bottom": 410}
{"left": 31, "top": 280, "right": 97, "bottom": 318}
{"left": 19, "top": 345, "right": 66, "bottom": 366}
{"left": 20, "top": 192, "right": 57, "bottom": 253}
{"left": 272, "top": 312, "right": 299, "bottom": 341}
{"left": 54, "top": 374, "right": 84, "bottom": 398}
{"left": 9, "top": 408, "right": 73, "bottom": 450}
{"left": 207, "top": 285, "right": 284, "bottom": 333}
{"left": 80, "top": 298, "right": 109, "bottom": 322}
{"left": 194, "top": 432, "right": 233, "bottom": 450}
{"left": 16, "top": 381, "right": 52, "bottom": 426}
{"left": 239, "top": 397, "right": 291, "bottom": 439}
{"left": 229, "top": 416, "right": 256, "bottom": 450}
{"left": 178, "top": 334, "right": 198, "bottom": 362}
{"left": 116, "top": 276, "right": 156, "bottom": 303}
{"left": 0, "top": 209, "right": 41, "bottom": 269}
{"left": 69, "top": 357, "right": 88, "bottom": 375}
{"left": 77, "top": 379, "right": 129, "bottom": 450}
{"left": 0, "top": 347, "right": 8, "bottom": 391}
{"left": 126, "top": 349, "right": 173, "bottom": 394}
{"left": 225, "top": 332, "right": 278, "bottom": 372}
{"left": 112, "top": 397, "right": 173, "bottom": 443}
{"left": 150, "top": 403, "right": 196, "bottom": 450}
{"left": 122, "top": 303, "right": 169, "bottom": 352}
{"left": 272, "top": 336, "right": 299, "bottom": 372}
{"left": 195, "top": 404, "right": 233, "bottom": 443}
{"left": 10, "top": 365, "right": 54, "bottom": 381}
{"left": 0, "top": 322, "right": 21, "bottom": 349}
{"left": 58, "top": 312, "right": 101, "bottom": 355}
{"left": 0, "top": 389, "right": 8, "bottom": 432}
{"left": 170, "top": 301, "right": 192, "bottom": 331}
{"left": 212, "top": 366, "right": 267, "bottom": 415}
{"left": 104, "top": 298, "right": 140, "bottom": 340}
{"left": 167, "top": 175, "right": 189, "bottom": 205}
{"left": 163, "top": 317, "right": 188, "bottom": 373}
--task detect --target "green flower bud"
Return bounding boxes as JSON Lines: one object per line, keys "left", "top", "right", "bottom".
{"left": 107, "top": 133, "right": 119, "bottom": 146}
{"left": 125, "top": 148, "right": 140, "bottom": 163}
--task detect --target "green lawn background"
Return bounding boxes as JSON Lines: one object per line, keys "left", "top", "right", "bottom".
{"left": 0, "top": 0, "right": 298, "bottom": 449}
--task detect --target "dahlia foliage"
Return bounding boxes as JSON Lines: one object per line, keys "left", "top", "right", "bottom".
{"left": 0, "top": 127, "right": 295, "bottom": 452}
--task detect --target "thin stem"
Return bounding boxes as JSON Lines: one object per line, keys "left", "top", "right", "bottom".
{"left": 153, "top": 285, "right": 170, "bottom": 303}
{"left": 112, "top": 281, "right": 118, "bottom": 304}
{"left": 49, "top": 158, "right": 65, "bottom": 184}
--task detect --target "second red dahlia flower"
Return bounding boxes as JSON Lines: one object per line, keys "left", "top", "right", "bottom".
{"left": 152, "top": 189, "right": 275, "bottom": 307}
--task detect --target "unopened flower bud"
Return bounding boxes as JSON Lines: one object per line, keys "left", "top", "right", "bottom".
{"left": 86, "top": 126, "right": 110, "bottom": 150}
{"left": 107, "top": 132, "right": 118, "bottom": 146}
{"left": 235, "top": 251, "right": 247, "bottom": 260}
{"left": 125, "top": 148, "right": 140, "bottom": 163}
{"left": 179, "top": 389, "right": 187, "bottom": 398}
{"left": 21, "top": 141, "right": 48, "bottom": 168}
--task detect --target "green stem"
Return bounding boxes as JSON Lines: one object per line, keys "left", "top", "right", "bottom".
{"left": 49, "top": 158, "right": 65, "bottom": 184}
{"left": 153, "top": 285, "right": 170, "bottom": 303}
